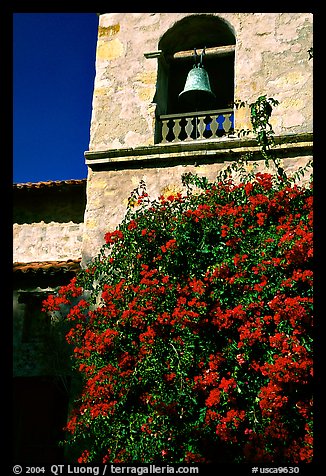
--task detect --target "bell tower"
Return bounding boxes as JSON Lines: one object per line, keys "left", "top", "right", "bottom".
{"left": 82, "top": 13, "right": 313, "bottom": 265}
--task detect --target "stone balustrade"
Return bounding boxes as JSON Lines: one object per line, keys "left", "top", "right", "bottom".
{"left": 159, "top": 109, "right": 234, "bottom": 143}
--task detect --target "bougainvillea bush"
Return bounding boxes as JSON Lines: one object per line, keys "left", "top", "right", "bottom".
{"left": 43, "top": 170, "right": 313, "bottom": 465}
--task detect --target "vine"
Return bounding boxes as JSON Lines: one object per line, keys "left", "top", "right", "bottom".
{"left": 206, "top": 95, "right": 311, "bottom": 185}
{"left": 42, "top": 94, "right": 313, "bottom": 465}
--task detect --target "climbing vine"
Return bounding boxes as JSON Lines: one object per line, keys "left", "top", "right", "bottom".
{"left": 42, "top": 97, "right": 313, "bottom": 465}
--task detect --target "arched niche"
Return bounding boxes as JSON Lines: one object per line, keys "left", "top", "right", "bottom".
{"left": 156, "top": 14, "right": 236, "bottom": 116}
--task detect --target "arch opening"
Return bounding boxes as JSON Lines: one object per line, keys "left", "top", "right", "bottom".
{"left": 154, "top": 15, "right": 236, "bottom": 143}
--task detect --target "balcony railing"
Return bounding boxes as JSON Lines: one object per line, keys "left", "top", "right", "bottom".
{"left": 158, "top": 109, "right": 234, "bottom": 144}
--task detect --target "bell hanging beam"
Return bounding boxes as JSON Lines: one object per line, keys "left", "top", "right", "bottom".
{"left": 172, "top": 45, "right": 235, "bottom": 60}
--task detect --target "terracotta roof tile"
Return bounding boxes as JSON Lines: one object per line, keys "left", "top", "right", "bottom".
{"left": 13, "top": 259, "right": 82, "bottom": 274}
{"left": 13, "top": 179, "right": 86, "bottom": 190}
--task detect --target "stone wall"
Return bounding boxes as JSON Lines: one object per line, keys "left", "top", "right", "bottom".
{"left": 13, "top": 180, "right": 86, "bottom": 264}
{"left": 89, "top": 13, "right": 313, "bottom": 151}
{"left": 13, "top": 221, "right": 84, "bottom": 263}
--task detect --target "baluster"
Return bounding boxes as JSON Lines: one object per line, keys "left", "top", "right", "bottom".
{"left": 161, "top": 119, "right": 169, "bottom": 143}
{"left": 222, "top": 113, "right": 232, "bottom": 133}
{"left": 160, "top": 110, "right": 233, "bottom": 143}
{"left": 172, "top": 118, "right": 181, "bottom": 142}
{"left": 210, "top": 114, "right": 218, "bottom": 138}
{"left": 197, "top": 115, "right": 206, "bottom": 139}
{"left": 184, "top": 116, "right": 193, "bottom": 141}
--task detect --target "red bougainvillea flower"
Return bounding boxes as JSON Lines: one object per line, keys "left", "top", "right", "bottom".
{"left": 43, "top": 168, "right": 313, "bottom": 465}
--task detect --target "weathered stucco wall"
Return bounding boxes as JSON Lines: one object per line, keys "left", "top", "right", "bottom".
{"left": 13, "top": 222, "right": 84, "bottom": 263}
{"left": 234, "top": 13, "right": 313, "bottom": 133}
{"left": 13, "top": 180, "right": 86, "bottom": 264}
{"left": 89, "top": 13, "right": 313, "bottom": 151}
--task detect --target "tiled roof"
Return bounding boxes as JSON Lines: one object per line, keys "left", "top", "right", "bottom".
{"left": 13, "top": 179, "right": 86, "bottom": 190}
{"left": 13, "top": 259, "right": 82, "bottom": 274}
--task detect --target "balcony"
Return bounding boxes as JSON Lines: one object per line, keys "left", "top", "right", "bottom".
{"left": 158, "top": 108, "right": 234, "bottom": 144}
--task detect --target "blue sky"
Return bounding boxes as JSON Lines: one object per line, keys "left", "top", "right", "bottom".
{"left": 13, "top": 13, "right": 99, "bottom": 183}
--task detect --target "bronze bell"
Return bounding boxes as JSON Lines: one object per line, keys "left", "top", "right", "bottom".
{"left": 179, "top": 63, "right": 216, "bottom": 110}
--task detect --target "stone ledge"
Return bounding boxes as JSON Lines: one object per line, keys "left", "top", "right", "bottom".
{"left": 85, "top": 132, "right": 313, "bottom": 169}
